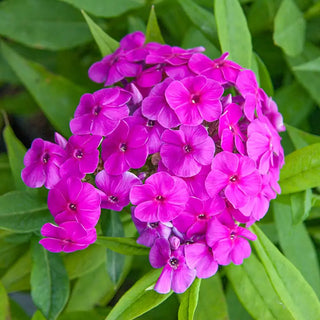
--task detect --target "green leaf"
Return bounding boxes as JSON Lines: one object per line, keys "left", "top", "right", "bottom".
{"left": 273, "top": 0, "right": 306, "bottom": 56}
{"left": 106, "top": 269, "right": 172, "bottom": 320}
{"left": 178, "top": 278, "right": 201, "bottom": 320}
{"left": 293, "top": 56, "right": 320, "bottom": 72}
{"left": 251, "top": 224, "right": 320, "bottom": 320}
{"left": 273, "top": 195, "right": 320, "bottom": 296}
{"left": 101, "top": 211, "right": 125, "bottom": 285}
{"left": 96, "top": 236, "right": 149, "bottom": 256}
{"left": 254, "top": 53, "right": 274, "bottom": 96}
{"left": 58, "top": 310, "right": 107, "bottom": 320}
{"left": 145, "top": 6, "right": 165, "bottom": 44}
{"left": 214, "top": 0, "right": 252, "bottom": 68}
{"left": 2, "top": 124, "right": 26, "bottom": 191}
{"left": 1, "top": 41, "right": 85, "bottom": 137}
{"left": 9, "top": 299, "right": 29, "bottom": 320}
{"left": 63, "top": 244, "right": 106, "bottom": 280}
{"left": 286, "top": 124, "right": 320, "bottom": 149}
{"left": 1, "top": 250, "right": 31, "bottom": 293}
{"left": 279, "top": 143, "right": 320, "bottom": 194}
{"left": 227, "top": 253, "right": 294, "bottom": 320}
{"left": 0, "top": 0, "right": 91, "bottom": 50}
{"left": 0, "top": 281, "right": 10, "bottom": 320}
{"left": 290, "top": 189, "right": 312, "bottom": 224}
{"left": 0, "top": 190, "right": 52, "bottom": 233}
{"left": 0, "top": 154, "right": 14, "bottom": 196}
{"left": 226, "top": 285, "right": 252, "bottom": 320}
{"left": 60, "top": 0, "right": 144, "bottom": 18}
{"left": 31, "top": 239, "right": 69, "bottom": 320}
{"left": 0, "top": 91, "right": 38, "bottom": 115}
{"left": 31, "top": 310, "right": 47, "bottom": 320}
{"left": 82, "top": 10, "right": 119, "bottom": 57}
{"left": 178, "top": 0, "right": 218, "bottom": 44}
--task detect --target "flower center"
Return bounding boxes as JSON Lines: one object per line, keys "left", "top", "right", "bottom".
{"left": 229, "top": 175, "right": 238, "bottom": 183}
{"left": 93, "top": 105, "right": 102, "bottom": 116}
{"left": 230, "top": 232, "right": 236, "bottom": 240}
{"left": 69, "top": 203, "right": 77, "bottom": 211}
{"left": 75, "top": 149, "right": 83, "bottom": 159}
{"left": 42, "top": 152, "right": 50, "bottom": 164}
{"left": 169, "top": 257, "right": 179, "bottom": 269}
{"left": 191, "top": 94, "right": 200, "bottom": 104}
{"left": 183, "top": 144, "right": 192, "bottom": 153}
{"left": 149, "top": 222, "right": 159, "bottom": 228}
{"left": 198, "top": 213, "right": 206, "bottom": 220}
{"left": 147, "top": 120, "right": 155, "bottom": 127}
{"left": 120, "top": 143, "right": 127, "bottom": 152}
{"left": 156, "top": 195, "right": 165, "bottom": 201}
{"left": 108, "top": 195, "right": 119, "bottom": 203}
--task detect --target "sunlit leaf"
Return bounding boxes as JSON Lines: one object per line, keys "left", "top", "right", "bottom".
{"left": 145, "top": 6, "right": 165, "bottom": 44}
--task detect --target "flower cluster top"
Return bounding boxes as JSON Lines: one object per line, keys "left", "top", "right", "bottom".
{"left": 21, "top": 31, "right": 285, "bottom": 294}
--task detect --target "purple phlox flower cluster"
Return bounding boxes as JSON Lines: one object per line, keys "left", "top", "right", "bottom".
{"left": 21, "top": 31, "right": 285, "bottom": 293}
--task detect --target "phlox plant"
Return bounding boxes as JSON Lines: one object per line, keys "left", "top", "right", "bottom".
{"left": 21, "top": 30, "right": 285, "bottom": 294}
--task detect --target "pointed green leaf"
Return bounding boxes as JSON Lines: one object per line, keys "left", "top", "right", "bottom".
{"left": 178, "top": 0, "right": 217, "bottom": 43}
{"left": 0, "top": 281, "right": 10, "bottom": 320}
{"left": 96, "top": 236, "right": 149, "bottom": 256}
{"left": 286, "top": 124, "right": 320, "bottom": 149}
{"left": 0, "top": 0, "right": 91, "bottom": 50}
{"left": 194, "top": 273, "right": 228, "bottom": 320}
{"left": 293, "top": 57, "right": 320, "bottom": 72}
{"left": 106, "top": 269, "right": 172, "bottom": 320}
{"left": 31, "top": 310, "right": 47, "bottom": 320}
{"left": 178, "top": 278, "right": 201, "bottom": 320}
{"left": 2, "top": 124, "right": 26, "bottom": 190}
{"left": 226, "top": 285, "right": 252, "bottom": 320}
{"left": 1, "top": 41, "right": 85, "bottom": 137}
{"left": 214, "top": 0, "right": 252, "bottom": 68}
{"left": 290, "top": 189, "right": 312, "bottom": 224}
{"left": 145, "top": 6, "right": 165, "bottom": 44}
{"left": 31, "top": 239, "right": 70, "bottom": 320}
{"left": 82, "top": 10, "right": 119, "bottom": 57}
{"left": 279, "top": 143, "right": 320, "bottom": 194}
{"left": 273, "top": 196, "right": 320, "bottom": 296}
{"left": 61, "top": 0, "right": 144, "bottom": 18}
{"left": 251, "top": 224, "right": 320, "bottom": 320}
{"left": 273, "top": 0, "right": 306, "bottom": 56}
{"left": 254, "top": 53, "right": 274, "bottom": 96}
{"left": 0, "top": 190, "right": 52, "bottom": 233}
{"left": 226, "top": 254, "right": 294, "bottom": 320}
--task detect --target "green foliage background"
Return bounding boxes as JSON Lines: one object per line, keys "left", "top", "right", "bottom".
{"left": 0, "top": 0, "right": 320, "bottom": 319}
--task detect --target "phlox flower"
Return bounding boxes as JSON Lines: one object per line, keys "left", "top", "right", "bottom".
{"left": 160, "top": 125, "right": 215, "bottom": 177}
{"left": 101, "top": 120, "right": 148, "bottom": 175}
{"left": 188, "top": 52, "right": 241, "bottom": 85}
{"left": 247, "top": 116, "right": 284, "bottom": 175}
{"left": 70, "top": 87, "right": 131, "bottom": 136}
{"left": 60, "top": 134, "right": 101, "bottom": 178}
{"left": 206, "top": 218, "right": 256, "bottom": 265}
{"left": 165, "top": 75, "right": 223, "bottom": 126}
{"left": 21, "top": 138, "right": 66, "bottom": 189}
{"left": 95, "top": 170, "right": 141, "bottom": 211}
{"left": 205, "top": 151, "right": 262, "bottom": 209}
{"left": 149, "top": 238, "right": 196, "bottom": 294}
{"left": 130, "top": 171, "right": 189, "bottom": 223}
{"left": 48, "top": 177, "right": 101, "bottom": 229}
{"left": 88, "top": 31, "right": 147, "bottom": 86}
{"left": 39, "top": 221, "right": 96, "bottom": 253}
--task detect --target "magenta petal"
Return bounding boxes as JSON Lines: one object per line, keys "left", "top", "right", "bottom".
{"left": 154, "top": 266, "right": 173, "bottom": 294}
{"left": 205, "top": 170, "right": 229, "bottom": 197}
{"left": 231, "top": 238, "right": 251, "bottom": 264}
{"left": 149, "top": 238, "right": 170, "bottom": 268}
{"left": 39, "top": 238, "right": 64, "bottom": 252}
{"left": 165, "top": 80, "right": 190, "bottom": 109}
{"left": 21, "top": 165, "right": 45, "bottom": 188}
{"left": 213, "top": 239, "right": 232, "bottom": 265}
{"left": 130, "top": 184, "right": 155, "bottom": 205}
{"left": 171, "top": 264, "right": 196, "bottom": 294}
{"left": 134, "top": 201, "right": 159, "bottom": 222}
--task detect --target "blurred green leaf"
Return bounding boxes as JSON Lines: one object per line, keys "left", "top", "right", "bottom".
{"left": 214, "top": 0, "right": 252, "bottom": 68}
{"left": 286, "top": 43, "right": 320, "bottom": 106}
{"left": 194, "top": 274, "right": 228, "bottom": 320}
{"left": 293, "top": 57, "right": 320, "bottom": 72}
{"left": 106, "top": 269, "right": 172, "bottom": 320}
{"left": 82, "top": 10, "right": 119, "bottom": 57}
{"left": 9, "top": 299, "right": 29, "bottom": 320}
{"left": 0, "top": 91, "right": 38, "bottom": 115}
{"left": 0, "top": 280, "right": 10, "bottom": 320}
{"left": 31, "top": 239, "right": 69, "bottom": 320}
{"left": 0, "top": 51, "right": 19, "bottom": 84}
{"left": 0, "top": 0, "right": 91, "bottom": 50}
{"left": 0, "top": 154, "right": 15, "bottom": 196}
{"left": 273, "top": 0, "right": 306, "bottom": 56}
{"left": 304, "top": 1, "right": 320, "bottom": 20}
{"left": 1, "top": 41, "right": 85, "bottom": 137}
{"left": 178, "top": 0, "right": 217, "bottom": 44}
{"left": 2, "top": 124, "right": 26, "bottom": 191}
{"left": 178, "top": 278, "right": 201, "bottom": 320}
{"left": 290, "top": 189, "right": 312, "bottom": 224}
{"left": 63, "top": 244, "right": 106, "bottom": 280}
{"left": 226, "top": 253, "right": 294, "bottom": 320}
{"left": 254, "top": 53, "right": 274, "bottom": 96}
{"left": 251, "top": 224, "right": 320, "bottom": 320}
{"left": 145, "top": 6, "right": 165, "bottom": 44}
{"left": 286, "top": 124, "right": 320, "bottom": 149}
{"left": 60, "top": 0, "right": 145, "bottom": 18}
{"left": 273, "top": 195, "right": 320, "bottom": 296}
{"left": 31, "top": 310, "right": 47, "bottom": 320}
{"left": 58, "top": 310, "right": 106, "bottom": 320}
{"left": 0, "top": 190, "right": 52, "bottom": 233}
{"left": 279, "top": 143, "right": 320, "bottom": 194}
{"left": 1, "top": 250, "right": 31, "bottom": 292}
